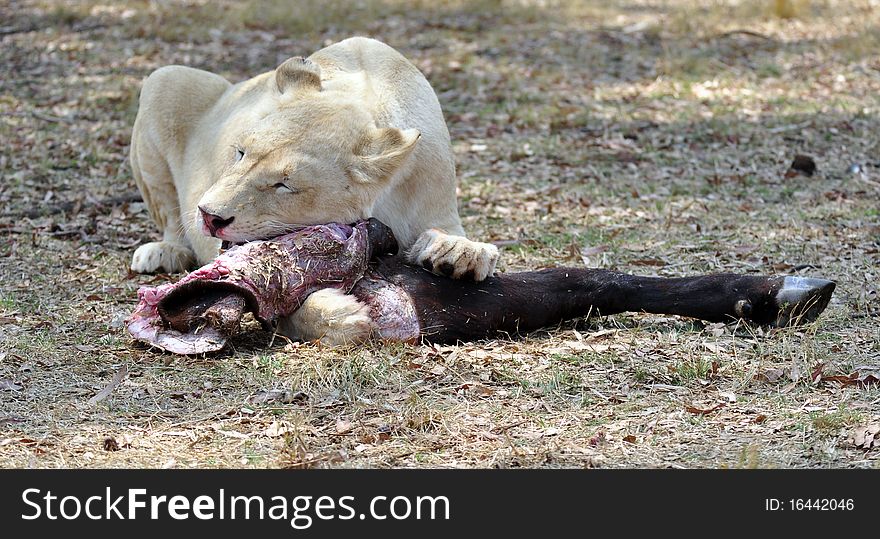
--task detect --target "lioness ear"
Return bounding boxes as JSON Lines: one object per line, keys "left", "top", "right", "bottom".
{"left": 351, "top": 127, "right": 421, "bottom": 183}
{"left": 275, "top": 56, "right": 322, "bottom": 94}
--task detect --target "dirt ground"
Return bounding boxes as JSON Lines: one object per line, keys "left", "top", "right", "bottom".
{"left": 1, "top": 0, "right": 878, "bottom": 468}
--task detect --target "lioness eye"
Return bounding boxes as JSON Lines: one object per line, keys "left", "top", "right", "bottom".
{"left": 274, "top": 182, "right": 294, "bottom": 193}
{"left": 234, "top": 148, "right": 245, "bottom": 162}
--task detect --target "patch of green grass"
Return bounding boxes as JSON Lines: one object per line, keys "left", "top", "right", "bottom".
{"left": 756, "top": 62, "right": 783, "bottom": 78}
{"left": 254, "top": 354, "right": 287, "bottom": 376}
{"left": 810, "top": 406, "right": 864, "bottom": 434}
{"left": 551, "top": 353, "right": 591, "bottom": 366}
{"left": 526, "top": 367, "right": 583, "bottom": 400}
{"left": 0, "top": 293, "right": 16, "bottom": 311}
{"left": 632, "top": 365, "right": 655, "bottom": 383}
{"left": 670, "top": 356, "right": 713, "bottom": 383}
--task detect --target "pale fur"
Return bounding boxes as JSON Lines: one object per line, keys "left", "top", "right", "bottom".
{"left": 129, "top": 37, "right": 498, "bottom": 343}
{"left": 276, "top": 288, "right": 374, "bottom": 345}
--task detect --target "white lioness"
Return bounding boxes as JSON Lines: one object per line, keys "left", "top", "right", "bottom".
{"left": 129, "top": 37, "right": 498, "bottom": 344}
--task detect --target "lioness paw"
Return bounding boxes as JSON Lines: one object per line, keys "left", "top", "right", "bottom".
{"left": 408, "top": 229, "right": 499, "bottom": 281}
{"left": 278, "top": 288, "right": 373, "bottom": 345}
{"left": 130, "top": 241, "right": 195, "bottom": 274}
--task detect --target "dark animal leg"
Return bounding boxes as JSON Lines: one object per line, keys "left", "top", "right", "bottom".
{"left": 378, "top": 262, "right": 835, "bottom": 343}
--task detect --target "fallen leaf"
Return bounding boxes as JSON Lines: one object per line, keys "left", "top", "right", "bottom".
{"left": 685, "top": 403, "right": 725, "bottom": 415}
{"left": 456, "top": 382, "right": 494, "bottom": 396}
{"left": 848, "top": 423, "right": 880, "bottom": 449}
{"left": 780, "top": 382, "right": 798, "bottom": 394}
{"left": 581, "top": 245, "right": 607, "bottom": 257}
{"left": 623, "top": 434, "right": 637, "bottom": 444}
{"left": 103, "top": 438, "right": 120, "bottom": 451}
{"left": 0, "top": 379, "right": 23, "bottom": 391}
{"left": 335, "top": 419, "right": 353, "bottom": 435}
{"left": 814, "top": 369, "right": 880, "bottom": 388}
{"left": 579, "top": 244, "right": 607, "bottom": 265}
{"left": 247, "top": 389, "right": 308, "bottom": 405}
{"left": 755, "top": 368, "right": 784, "bottom": 383}
{"left": 719, "top": 391, "right": 737, "bottom": 403}
{"left": 263, "top": 421, "right": 293, "bottom": 438}
{"left": 753, "top": 414, "right": 767, "bottom": 424}
{"left": 630, "top": 258, "right": 666, "bottom": 267}
{"left": 213, "top": 428, "right": 250, "bottom": 440}
{"left": 811, "top": 363, "right": 825, "bottom": 383}
{"left": 701, "top": 342, "right": 725, "bottom": 354}
{"left": 377, "top": 425, "right": 394, "bottom": 441}
{"left": 705, "top": 323, "right": 726, "bottom": 337}
{"left": 562, "top": 339, "right": 590, "bottom": 351}
{"left": 860, "top": 375, "right": 880, "bottom": 387}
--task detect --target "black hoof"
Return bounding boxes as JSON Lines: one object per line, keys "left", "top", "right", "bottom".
{"left": 364, "top": 217, "right": 399, "bottom": 256}
{"left": 772, "top": 276, "right": 836, "bottom": 327}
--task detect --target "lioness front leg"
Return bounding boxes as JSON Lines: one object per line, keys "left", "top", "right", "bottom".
{"left": 129, "top": 138, "right": 195, "bottom": 274}
{"left": 277, "top": 288, "right": 374, "bottom": 345}
{"left": 408, "top": 229, "right": 499, "bottom": 281}
{"left": 129, "top": 65, "right": 230, "bottom": 274}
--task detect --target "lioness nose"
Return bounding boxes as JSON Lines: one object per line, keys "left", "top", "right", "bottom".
{"left": 199, "top": 206, "right": 235, "bottom": 236}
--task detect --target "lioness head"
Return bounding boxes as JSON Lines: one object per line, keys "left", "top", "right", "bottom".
{"left": 196, "top": 56, "right": 420, "bottom": 242}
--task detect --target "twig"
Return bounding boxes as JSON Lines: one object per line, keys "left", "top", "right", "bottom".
{"left": 31, "top": 110, "right": 72, "bottom": 124}
{"left": 714, "top": 29, "right": 773, "bottom": 41}
{"left": 0, "top": 110, "right": 74, "bottom": 123}
{"left": 492, "top": 419, "right": 528, "bottom": 434}
{"left": 0, "top": 25, "right": 38, "bottom": 36}
{"left": 88, "top": 364, "right": 129, "bottom": 406}
{"left": 766, "top": 120, "right": 813, "bottom": 134}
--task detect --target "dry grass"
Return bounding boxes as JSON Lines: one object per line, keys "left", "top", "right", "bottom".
{"left": 1, "top": 0, "right": 879, "bottom": 468}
